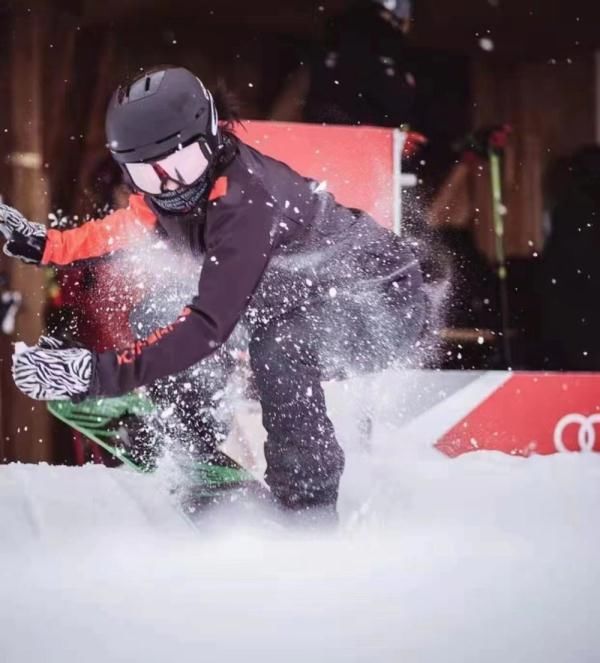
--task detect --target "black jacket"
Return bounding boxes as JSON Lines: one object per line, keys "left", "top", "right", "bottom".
{"left": 43, "top": 137, "right": 422, "bottom": 396}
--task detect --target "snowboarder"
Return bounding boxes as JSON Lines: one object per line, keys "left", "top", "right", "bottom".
{"left": 2, "top": 66, "right": 429, "bottom": 520}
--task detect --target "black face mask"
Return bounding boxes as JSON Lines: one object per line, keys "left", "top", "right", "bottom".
{"left": 150, "top": 174, "right": 211, "bottom": 215}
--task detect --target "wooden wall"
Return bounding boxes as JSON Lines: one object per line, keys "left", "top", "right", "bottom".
{"left": 0, "top": 7, "right": 119, "bottom": 463}
{"left": 473, "top": 54, "right": 595, "bottom": 260}
{"left": 0, "top": 15, "right": 13, "bottom": 462}
{"left": 0, "top": 10, "right": 51, "bottom": 462}
{"left": 430, "top": 53, "right": 596, "bottom": 262}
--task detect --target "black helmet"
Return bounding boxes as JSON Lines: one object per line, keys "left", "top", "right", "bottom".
{"left": 105, "top": 67, "right": 220, "bottom": 164}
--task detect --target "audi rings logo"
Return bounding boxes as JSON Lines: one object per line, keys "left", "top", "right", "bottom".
{"left": 553, "top": 413, "right": 600, "bottom": 453}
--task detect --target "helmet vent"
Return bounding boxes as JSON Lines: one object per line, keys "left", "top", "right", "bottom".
{"left": 144, "top": 76, "right": 151, "bottom": 92}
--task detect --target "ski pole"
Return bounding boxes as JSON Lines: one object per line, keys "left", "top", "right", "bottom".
{"left": 489, "top": 147, "right": 513, "bottom": 368}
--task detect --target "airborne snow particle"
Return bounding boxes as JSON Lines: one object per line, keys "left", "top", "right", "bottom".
{"left": 160, "top": 405, "right": 175, "bottom": 419}
{"left": 479, "top": 37, "right": 494, "bottom": 51}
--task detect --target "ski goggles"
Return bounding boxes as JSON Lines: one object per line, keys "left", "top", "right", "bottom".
{"left": 124, "top": 140, "right": 211, "bottom": 195}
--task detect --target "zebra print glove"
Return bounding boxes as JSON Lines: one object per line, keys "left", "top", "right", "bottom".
{"left": 12, "top": 336, "right": 94, "bottom": 400}
{"left": 0, "top": 202, "right": 47, "bottom": 264}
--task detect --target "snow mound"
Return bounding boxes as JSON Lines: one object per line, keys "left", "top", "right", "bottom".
{"left": 2, "top": 372, "right": 600, "bottom": 662}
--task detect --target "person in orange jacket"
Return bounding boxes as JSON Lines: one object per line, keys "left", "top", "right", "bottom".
{"left": 2, "top": 67, "right": 430, "bottom": 519}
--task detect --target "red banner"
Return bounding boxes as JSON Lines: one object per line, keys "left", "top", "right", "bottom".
{"left": 435, "top": 373, "right": 600, "bottom": 457}
{"left": 237, "top": 120, "right": 397, "bottom": 229}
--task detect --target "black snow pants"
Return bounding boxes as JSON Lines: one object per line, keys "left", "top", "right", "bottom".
{"left": 248, "top": 279, "right": 427, "bottom": 512}
{"left": 133, "top": 277, "right": 427, "bottom": 513}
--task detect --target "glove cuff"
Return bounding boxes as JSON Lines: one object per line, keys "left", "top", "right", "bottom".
{"left": 4, "top": 231, "right": 47, "bottom": 265}
{"left": 74, "top": 351, "right": 99, "bottom": 402}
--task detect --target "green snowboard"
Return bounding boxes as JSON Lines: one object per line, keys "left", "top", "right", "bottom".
{"left": 48, "top": 394, "right": 266, "bottom": 506}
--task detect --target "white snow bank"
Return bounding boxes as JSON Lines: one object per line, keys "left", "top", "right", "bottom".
{"left": 1, "top": 371, "right": 600, "bottom": 663}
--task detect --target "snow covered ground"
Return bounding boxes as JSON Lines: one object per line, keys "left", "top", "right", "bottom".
{"left": 2, "top": 372, "right": 600, "bottom": 663}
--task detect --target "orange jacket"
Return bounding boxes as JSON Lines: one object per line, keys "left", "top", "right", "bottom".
{"left": 42, "top": 194, "right": 157, "bottom": 267}
{"left": 42, "top": 178, "right": 228, "bottom": 266}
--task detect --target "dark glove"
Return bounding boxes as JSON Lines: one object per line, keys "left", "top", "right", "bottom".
{"left": 0, "top": 202, "right": 47, "bottom": 264}
{"left": 12, "top": 335, "right": 95, "bottom": 401}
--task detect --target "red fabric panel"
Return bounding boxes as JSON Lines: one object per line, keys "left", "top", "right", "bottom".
{"left": 42, "top": 195, "right": 157, "bottom": 266}
{"left": 436, "top": 373, "right": 600, "bottom": 457}
{"left": 237, "top": 121, "right": 396, "bottom": 228}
